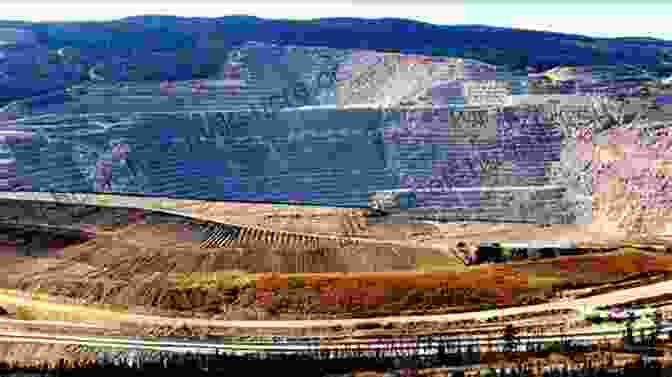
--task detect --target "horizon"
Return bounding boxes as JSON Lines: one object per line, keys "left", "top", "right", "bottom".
{"left": 1, "top": 2, "right": 672, "bottom": 42}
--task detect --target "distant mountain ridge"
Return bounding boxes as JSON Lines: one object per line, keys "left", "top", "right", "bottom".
{"left": 9, "top": 15, "right": 672, "bottom": 63}
{"left": 1, "top": 15, "right": 672, "bottom": 105}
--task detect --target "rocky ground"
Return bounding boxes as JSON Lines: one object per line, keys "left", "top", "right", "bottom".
{"left": 0, "top": 121, "right": 672, "bottom": 325}
{"left": 1, "top": 80, "right": 672, "bottom": 370}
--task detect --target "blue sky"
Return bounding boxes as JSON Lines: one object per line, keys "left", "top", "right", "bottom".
{"left": 3, "top": 1, "right": 672, "bottom": 41}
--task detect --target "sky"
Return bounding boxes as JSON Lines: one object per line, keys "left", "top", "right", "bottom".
{"left": 2, "top": 1, "right": 672, "bottom": 41}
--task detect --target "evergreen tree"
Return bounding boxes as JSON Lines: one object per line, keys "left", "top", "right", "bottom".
{"left": 625, "top": 311, "right": 635, "bottom": 346}
{"left": 653, "top": 310, "right": 663, "bottom": 346}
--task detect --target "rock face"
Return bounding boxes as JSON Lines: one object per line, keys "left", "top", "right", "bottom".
{"left": 2, "top": 42, "right": 653, "bottom": 225}
{"left": 0, "top": 37, "right": 85, "bottom": 104}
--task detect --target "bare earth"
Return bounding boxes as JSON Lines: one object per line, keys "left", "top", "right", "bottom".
{"left": 1, "top": 113, "right": 672, "bottom": 367}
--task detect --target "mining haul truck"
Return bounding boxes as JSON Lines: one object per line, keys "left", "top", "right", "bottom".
{"left": 474, "top": 240, "right": 577, "bottom": 264}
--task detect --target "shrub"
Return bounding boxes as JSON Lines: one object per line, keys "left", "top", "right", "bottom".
{"left": 586, "top": 314, "right": 604, "bottom": 324}
{"left": 255, "top": 288, "right": 275, "bottom": 307}
{"left": 542, "top": 341, "right": 562, "bottom": 353}
{"left": 480, "top": 303, "right": 497, "bottom": 311}
{"left": 15, "top": 305, "right": 37, "bottom": 321}
{"left": 173, "top": 270, "right": 255, "bottom": 290}
{"left": 286, "top": 276, "right": 305, "bottom": 289}
{"left": 104, "top": 303, "right": 129, "bottom": 312}
{"left": 32, "top": 286, "right": 49, "bottom": 295}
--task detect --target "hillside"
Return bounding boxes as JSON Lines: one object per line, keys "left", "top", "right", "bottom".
{"left": 1, "top": 15, "right": 672, "bottom": 104}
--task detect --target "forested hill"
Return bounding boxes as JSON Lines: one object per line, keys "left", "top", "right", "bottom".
{"left": 23, "top": 16, "right": 672, "bottom": 68}
{"left": 2, "top": 15, "right": 672, "bottom": 105}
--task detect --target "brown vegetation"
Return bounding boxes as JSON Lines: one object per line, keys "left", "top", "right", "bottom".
{"left": 2, "top": 220, "right": 670, "bottom": 321}
{"left": 511, "top": 251, "right": 672, "bottom": 286}
{"left": 0, "top": 344, "right": 95, "bottom": 369}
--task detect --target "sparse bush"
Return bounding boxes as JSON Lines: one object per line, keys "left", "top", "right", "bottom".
{"left": 15, "top": 305, "right": 37, "bottom": 321}
{"left": 286, "top": 275, "right": 305, "bottom": 289}
{"left": 542, "top": 341, "right": 562, "bottom": 353}
{"left": 173, "top": 270, "right": 256, "bottom": 291}
{"left": 32, "top": 286, "right": 49, "bottom": 295}
{"left": 480, "top": 303, "right": 496, "bottom": 311}
{"left": 586, "top": 314, "right": 604, "bottom": 324}
{"left": 104, "top": 303, "right": 129, "bottom": 312}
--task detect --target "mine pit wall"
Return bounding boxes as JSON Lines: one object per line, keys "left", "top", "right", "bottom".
{"left": 0, "top": 198, "right": 193, "bottom": 229}
{"left": 370, "top": 186, "right": 573, "bottom": 225}
{"left": 4, "top": 104, "right": 591, "bottom": 224}
{"left": 0, "top": 198, "right": 212, "bottom": 257}
{"left": 0, "top": 223, "right": 94, "bottom": 258}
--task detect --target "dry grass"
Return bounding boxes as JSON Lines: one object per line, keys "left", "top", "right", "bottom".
{"left": 12, "top": 304, "right": 102, "bottom": 322}
{"left": 0, "top": 288, "right": 130, "bottom": 322}
{"left": 252, "top": 266, "right": 536, "bottom": 290}
{"left": 14, "top": 306, "right": 37, "bottom": 321}
{"left": 2, "top": 193, "right": 671, "bottom": 321}
{"left": 510, "top": 249, "right": 672, "bottom": 293}
{"left": 1, "top": 250, "right": 666, "bottom": 321}
{"left": 518, "top": 250, "right": 672, "bottom": 275}
{"left": 414, "top": 253, "right": 470, "bottom": 273}
{"left": 171, "top": 270, "right": 257, "bottom": 290}
{"left": 525, "top": 274, "right": 564, "bottom": 289}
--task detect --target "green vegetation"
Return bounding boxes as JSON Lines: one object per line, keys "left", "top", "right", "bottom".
{"left": 479, "top": 303, "right": 498, "bottom": 321}
{"left": 542, "top": 341, "right": 563, "bottom": 353}
{"left": 480, "top": 303, "right": 497, "bottom": 310}
{"left": 480, "top": 368, "right": 497, "bottom": 377}
{"left": 586, "top": 314, "right": 605, "bottom": 324}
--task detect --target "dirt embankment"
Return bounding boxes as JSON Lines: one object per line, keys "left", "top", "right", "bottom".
{"left": 0, "top": 221, "right": 476, "bottom": 320}
{"left": 0, "top": 220, "right": 531, "bottom": 320}
{"left": 0, "top": 343, "right": 95, "bottom": 369}
{"left": 5, "top": 240, "right": 672, "bottom": 322}
{"left": 2, "top": 145, "right": 672, "bottom": 323}
{"left": 2, "top": 210, "right": 672, "bottom": 322}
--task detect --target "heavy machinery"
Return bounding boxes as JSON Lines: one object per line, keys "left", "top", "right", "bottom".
{"left": 473, "top": 240, "right": 578, "bottom": 264}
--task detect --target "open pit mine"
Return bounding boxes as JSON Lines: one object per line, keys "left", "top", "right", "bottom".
{"left": 0, "top": 42, "right": 618, "bottom": 225}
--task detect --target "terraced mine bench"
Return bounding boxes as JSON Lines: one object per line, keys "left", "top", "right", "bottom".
{"left": 0, "top": 196, "right": 215, "bottom": 256}
{"left": 1, "top": 43, "right": 598, "bottom": 225}
{"left": 368, "top": 186, "right": 572, "bottom": 224}
{"left": 3, "top": 99, "right": 590, "bottom": 224}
